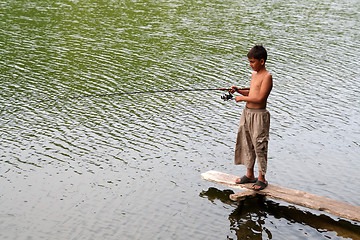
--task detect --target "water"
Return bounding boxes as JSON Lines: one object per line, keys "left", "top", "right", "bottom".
{"left": 1, "top": 0, "right": 360, "bottom": 239}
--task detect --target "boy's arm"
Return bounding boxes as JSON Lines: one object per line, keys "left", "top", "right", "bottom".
{"left": 230, "top": 86, "right": 250, "bottom": 96}
{"left": 235, "top": 74, "right": 273, "bottom": 103}
{"left": 238, "top": 89, "right": 250, "bottom": 96}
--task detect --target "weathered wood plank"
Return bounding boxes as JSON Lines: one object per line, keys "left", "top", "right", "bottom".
{"left": 201, "top": 170, "right": 360, "bottom": 222}
{"left": 230, "top": 190, "right": 258, "bottom": 201}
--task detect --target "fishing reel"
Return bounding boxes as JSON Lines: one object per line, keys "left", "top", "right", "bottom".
{"left": 221, "top": 92, "right": 234, "bottom": 101}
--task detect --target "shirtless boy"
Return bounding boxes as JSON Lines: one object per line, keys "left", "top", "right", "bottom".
{"left": 230, "top": 45, "right": 273, "bottom": 190}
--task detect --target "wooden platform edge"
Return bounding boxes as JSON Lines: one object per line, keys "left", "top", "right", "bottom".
{"left": 201, "top": 170, "right": 360, "bottom": 222}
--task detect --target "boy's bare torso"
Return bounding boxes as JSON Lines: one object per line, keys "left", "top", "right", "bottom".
{"left": 246, "top": 70, "right": 272, "bottom": 109}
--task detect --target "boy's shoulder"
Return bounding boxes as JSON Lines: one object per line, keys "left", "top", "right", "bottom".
{"left": 263, "top": 70, "right": 273, "bottom": 86}
{"left": 265, "top": 71, "right": 272, "bottom": 80}
{"left": 252, "top": 69, "right": 272, "bottom": 80}
{"left": 262, "top": 68, "right": 272, "bottom": 77}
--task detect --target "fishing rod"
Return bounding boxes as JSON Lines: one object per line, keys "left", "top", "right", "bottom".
{"left": 67, "top": 87, "right": 249, "bottom": 101}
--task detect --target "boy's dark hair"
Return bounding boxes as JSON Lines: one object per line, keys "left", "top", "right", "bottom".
{"left": 247, "top": 45, "right": 267, "bottom": 62}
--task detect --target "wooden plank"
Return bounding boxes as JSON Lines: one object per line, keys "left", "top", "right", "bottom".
{"left": 229, "top": 190, "right": 258, "bottom": 201}
{"left": 201, "top": 170, "right": 360, "bottom": 222}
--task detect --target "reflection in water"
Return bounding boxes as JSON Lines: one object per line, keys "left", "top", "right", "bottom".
{"left": 200, "top": 188, "right": 360, "bottom": 240}
{"left": 199, "top": 187, "right": 236, "bottom": 206}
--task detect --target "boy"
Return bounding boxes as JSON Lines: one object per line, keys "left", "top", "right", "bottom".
{"left": 230, "top": 45, "right": 273, "bottom": 190}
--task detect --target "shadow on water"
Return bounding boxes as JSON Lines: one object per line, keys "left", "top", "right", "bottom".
{"left": 200, "top": 188, "right": 360, "bottom": 240}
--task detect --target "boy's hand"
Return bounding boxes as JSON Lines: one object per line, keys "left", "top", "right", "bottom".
{"left": 230, "top": 86, "right": 239, "bottom": 93}
{"left": 235, "top": 96, "right": 243, "bottom": 102}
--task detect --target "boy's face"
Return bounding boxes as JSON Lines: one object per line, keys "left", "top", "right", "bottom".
{"left": 248, "top": 57, "right": 264, "bottom": 72}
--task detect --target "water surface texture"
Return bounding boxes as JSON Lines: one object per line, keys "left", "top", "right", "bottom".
{"left": 1, "top": 0, "right": 360, "bottom": 239}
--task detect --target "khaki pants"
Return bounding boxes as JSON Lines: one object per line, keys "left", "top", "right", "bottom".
{"left": 234, "top": 107, "right": 270, "bottom": 175}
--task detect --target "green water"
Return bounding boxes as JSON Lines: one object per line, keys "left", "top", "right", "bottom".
{"left": 1, "top": 0, "right": 360, "bottom": 239}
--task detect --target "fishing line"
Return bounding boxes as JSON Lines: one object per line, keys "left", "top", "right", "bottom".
{"left": 62, "top": 87, "right": 249, "bottom": 101}
{"left": 37, "top": 87, "right": 250, "bottom": 103}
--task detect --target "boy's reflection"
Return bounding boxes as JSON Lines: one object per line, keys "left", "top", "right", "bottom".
{"left": 200, "top": 188, "right": 360, "bottom": 240}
